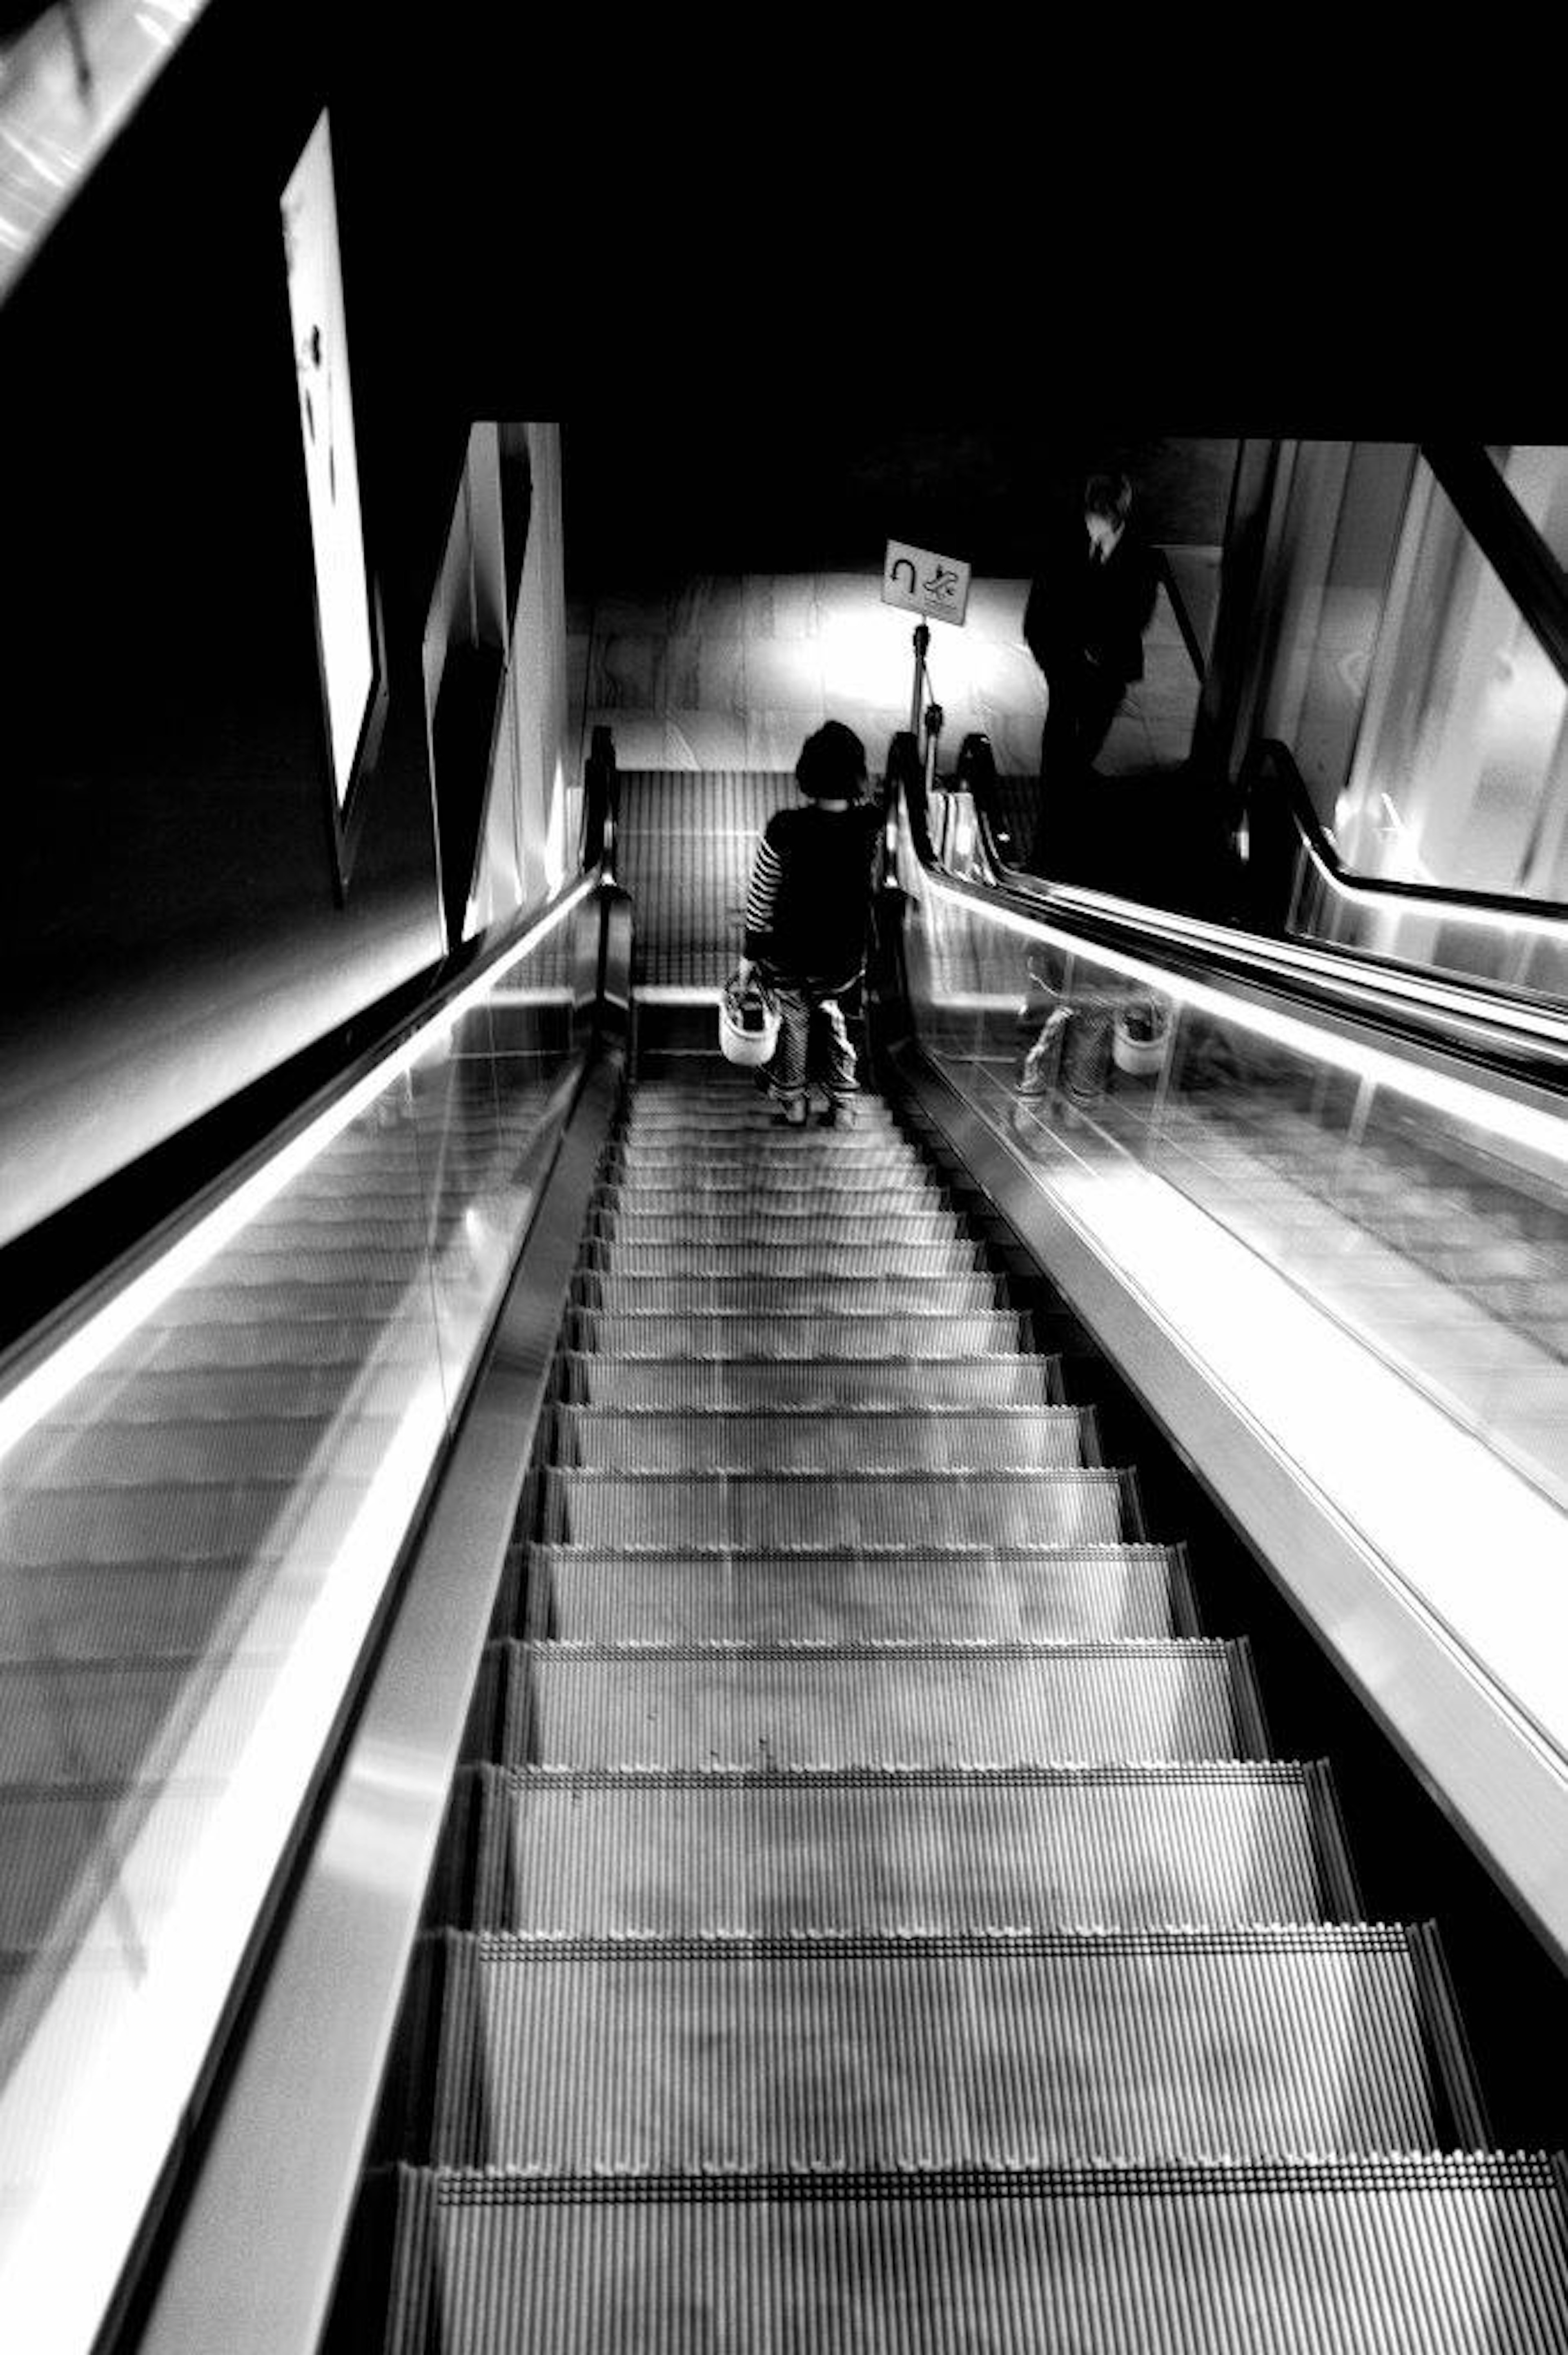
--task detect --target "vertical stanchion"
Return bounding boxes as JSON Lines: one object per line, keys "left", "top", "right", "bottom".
{"left": 908, "top": 623, "right": 930, "bottom": 743}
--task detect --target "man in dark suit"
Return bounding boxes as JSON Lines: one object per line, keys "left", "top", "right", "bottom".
{"left": 1022, "top": 471, "right": 1159, "bottom": 875}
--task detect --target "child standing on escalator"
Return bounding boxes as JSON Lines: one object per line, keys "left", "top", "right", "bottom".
{"left": 734, "top": 720, "right": 884, "bottom": 1128}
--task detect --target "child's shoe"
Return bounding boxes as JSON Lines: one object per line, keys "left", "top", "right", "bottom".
{"left": 820, "top": 1097, "right": 859, "bottom": 1129}
{"left": 773, "top": 1096, "right": 809, "bottom": 1128}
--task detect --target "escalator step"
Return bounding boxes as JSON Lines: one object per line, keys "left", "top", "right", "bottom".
{"left": 600, "top": 1173, "right": 945, "bottom": 1204}
{"left": 552, "top": 1355, "right": 1066, "bottom": 1411}
{"left": 544, "top": 1406, "right": 1098, "bottom": 1474}
{"left": 572, "top": 1271, "right": 1004, "bottom": 1316}
{"left": 516, "top": 1542, "right": 1186, "bottom": 1643}
{"left": 421, "top": 1924, "right": 1470, "bottom": 2170}
{"left": 460, "top": 1760, "right": 1359, "bottom": 1935}
{"left": 381, "top": 2155, "right": 1568, "bottom": 2355}
{"left": 589, "top": 1206, "right": 968, "bottom": 1243}
{"left": 534, "top": 1468, "right": 1131, "bottom": 1550}
{"left": 3, "top": 1414, "right": 404, "bottom": 1490}
{"left": 570, "top": 1310, "right": 1036, "bottom": 1360}
{"left": 494, "top": 1639, "right": 1267, "bottom": 1768}
{"left": 580, "top": 1238, "right": 987, "bottom": 1276}
{"left": 0, "top": 1472, "right": 373, "bottom": 1566}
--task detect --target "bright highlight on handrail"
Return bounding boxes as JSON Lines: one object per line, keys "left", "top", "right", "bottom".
{"left": 0, "top": 874, "right": 594, "bottom": 1474}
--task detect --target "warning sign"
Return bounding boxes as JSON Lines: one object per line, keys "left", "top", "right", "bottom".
{"left": 881, "top": 540, "right": 971, "bottom": 627}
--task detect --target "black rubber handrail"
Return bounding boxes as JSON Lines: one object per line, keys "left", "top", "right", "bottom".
{"left": 886, "top": 729, "right": 1568, "bottom": 1091}
{"left": 1250, "top": 736, "right": 1568, "bottom": 923}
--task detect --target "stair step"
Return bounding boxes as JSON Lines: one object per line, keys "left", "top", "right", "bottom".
{"left": 570, "top": 1309, "right": 1037, "bottom": 1359}
{"left": 610, "top": 1138, "right": 925, "bottom": 1167}
{"left": 590, "top": 1206, "right": 967, "bottom": 1242}
{"left": 454, "top": 1761, "right": 1359, "bottom": 1934}
{"left": 533, "top": 1468, "right": 1132, "bottom": 1550}
{"left": 572, "top": 1271, "right": 1005, "bottom": 1315}
{"left": 552, "top": 1354, "right": 1066, "bottom": 1411}
{"left": 599, "top": 1170, "right": 943, "bottom": 1201}
{"left": 490, "top": 1639, "right": 1267, "bottom": 1768}
{"left": 514, "top": 1542, "right": 1187, "bottom": 1642}
{"left": 581, "top": 1238, "right": 987, "bottom": 1276}
{"left": 379, "top": 2156, "right": 1568, "bottom": 2354}
{"left": 419, "top": 1924, "right": 1473, "bottom": 2169}
{"left": 544, "top": 1406, "right": 1098, "bottom": 1475}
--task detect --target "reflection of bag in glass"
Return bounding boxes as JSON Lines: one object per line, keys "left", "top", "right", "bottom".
{"left": 1112, "top": 998, "right": 1172, "bottom": 1079}
{"left": 1060, "top": 1007, "right": 1112, "bottom": 1104}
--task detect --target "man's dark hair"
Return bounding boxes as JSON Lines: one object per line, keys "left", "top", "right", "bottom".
{"left": 1084, "top": 471, "right": 1133, "bottom": 524}
{"left": 796, "top": 718, "right": 868, "bottom": 801}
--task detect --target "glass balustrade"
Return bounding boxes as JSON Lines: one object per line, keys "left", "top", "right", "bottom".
{"left": 0, "top": 873, "right": 600, "bottom": 2355}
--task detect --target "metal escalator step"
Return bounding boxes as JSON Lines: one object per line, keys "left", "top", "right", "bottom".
{"left": 0, "top": 1472, "right": 372, "bottom": 1567}
{"left": 580, "top": 1237, "right": 986, "bottom": 1276}
{"left": 495, "top": 1639, "right": 1267, "bottom": 1768}
{"left": 627, "top": 1107, "right": 906, "bottom": 1133}
{"left": 571, "top": 1310, "right": 1035, "bottom": 1360}
{"left": 609, "top": 1153, "right": 930, "bottom": 1183}
{"left": 601, "top": 1168, "right": 943, "bottom": 1200}
{"left": 422, "top": 1924, "right": 1470, "bottom": 2171}
{"left": 590, "top": 1206, "right": 967, "bottom": 1243}
{"left": 381, "top": 2155, "right": 1568, "bottom": 2354}
{"left": 572, "top": 1271, "right": 1004, "bottom": 1315}
{"left": 463, "top": 1761, "right": 1360, "bottom": 1934}
{"left": 545, "top": 1406, "right": 1098, "bottom": 1474}
{"left": 552, "top": 1355, "right": 1066, "bottom": 1411}
{"left": 535, "top": 1468, "right": 1130, "bottom": 1550}
{"left": 515, "top": 1543, "right": 1179, "bottom": 1643}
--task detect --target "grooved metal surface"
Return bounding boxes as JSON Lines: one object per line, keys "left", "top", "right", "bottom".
{"left": 546, "top": 1406, "right": 1094, "bottom": 1475}
{"left": 571, "top": 1309, "right": 1036, "bottom": 1360}
{"left": 383, "top": 2157, "right": 1568, "bottom": 2355}
{"left": 498, "top": 1641, "right": 1257, "bottom": 1768}
{"left": 581, "top": 1235, "right": 987, "bottom": 1275}
{"left": 571, "top": 1270, "right": 1004, "bottom": 1314}
{"left": 425, "top": 1926, "right": 1452, "bottom": 2169}
{"left": 617, "top": 770, "right": 786, "bottom": 986}
{"left": 518, "top": 1543, "right": 1178, "bottom": 1643}
{"left": 554, "top": 1355, "right": 1066, "bottom": 1410}
{"left": 468, "top": 1763, "right": 1355, "bottom": 1934}
{"left": 537, "top": 1467, "right": 1127, "bottom": 1551}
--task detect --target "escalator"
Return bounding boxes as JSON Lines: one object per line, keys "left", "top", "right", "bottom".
{"left": 313, "top": 764, "right": 1568, "bottom": 2349}
{"left": 4, "top": 741, "right": 1568, "bottom": 2350}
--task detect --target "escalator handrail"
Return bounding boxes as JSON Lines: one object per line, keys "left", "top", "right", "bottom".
{"left": 885, "top": 730, "right": 1568, "bottom": 1090}
{"left": 0, "top": 741, "right": 621, "bottom": 1418}
{"left": 1254, "top": 735, "right": 1568, "bottom": 927}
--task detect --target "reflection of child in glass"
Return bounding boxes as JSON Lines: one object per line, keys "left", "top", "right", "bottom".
{"left": 736, "top": 722, "right": 884, "bottom": 1128}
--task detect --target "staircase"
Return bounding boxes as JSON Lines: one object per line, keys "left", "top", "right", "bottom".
{"left": 350, "top": 1064, "right": 1568, "bottom": 2351}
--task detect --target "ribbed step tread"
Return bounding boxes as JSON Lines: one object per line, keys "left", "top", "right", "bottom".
{"left": 572, "top": 1309, "right": 1036, "bottom": 1360}
{"left": 553, "top": 1355, "right": 1066, "bottom": 1410}
{"left": 582, "top": 1238, "right": 987, "bottom": 1276}
{"left": 422, "top": 1925, "right": 1471, "bottom": 2169}
{"left": 515, "top": 1543, "right": 1182, "bottom": 1643}
{"left": 457, "top": 1761, "right": 1359, "bottom": 1934}
{"left": 600, "top": 1171, "right": 943, "bottom": 1202}
{"left": 492, "top": 1640, "right": 1267, "bottom": 1768}
{"left": 535, "top": 1468, "right": 1130, "bottom": 1550}
{"left": 573, "top": 1271, "right": 1005, "bottom": 1315}
{"left": 545, "top": 1406, "right": 1098, "bottom": 1475}
{"left": 382, "top": 2156, "right": 1568, "bottom": 2355}
{"left": 590, "top": 1206, "right": 965, "bottom": 1242}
